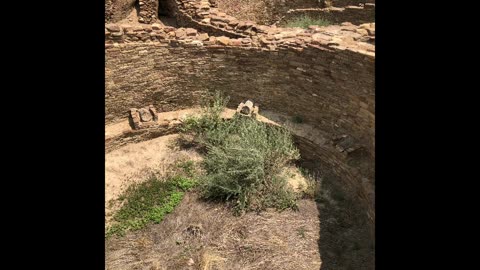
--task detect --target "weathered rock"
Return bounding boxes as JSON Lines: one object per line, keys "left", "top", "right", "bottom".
{"left": 139, "top": 108, "right": 153, "bottom": 121}
{"left": 216, "top": 36, "right": 230, "bottom": 46}
{"left": 152, "top": 23, "right": 162, "bottom": 30}
{"left": 129, "top": 105, "right": 159, "bottom": 130}
{"left": 236, "top": 100, "right": 259, "bottom": 118}
{"left": 106, "top": 24, "right": 121, "bottom": 32}
{"left": 197, "top": 33, "right": 209, "bottom": 41}
{"left": 186, "top": 28, "right": 198, "bottom": 36}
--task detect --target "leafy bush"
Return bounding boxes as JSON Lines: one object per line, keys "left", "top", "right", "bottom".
{"left": 106, "top": 175, "right": 196, "bottom": 238}
{"left": 179, "top": 91, "right": 229, "bottom": 135}
{"left": 182, "top": 93, "right": 300, "bottom": 213}
{"left": 283, "top": 15, "right": 331, "bottom": 29}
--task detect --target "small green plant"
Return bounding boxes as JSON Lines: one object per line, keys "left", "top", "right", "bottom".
{"left": 297, "top": 226, "right": 307, "bottom": 239}
{"left": 106, "top": 175, "right": 197, "bottom": 238}
{"left": 176, "top": 160, "right": 196, "bottom": 178}
{"left": 180, "top": 90, "right": 229, "bottom": 135}
{"left": 283, "top": 15, "right": 331, "bottom": 29}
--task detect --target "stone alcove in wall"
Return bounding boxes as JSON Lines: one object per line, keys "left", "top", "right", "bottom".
{"left": 158, "top": 0, "right": 173, "bottom": 16}
{"left": 135, "top": 0, "right": 178, "bottom": 25}
{"left": 158, "top": 0, "right": 178, "bottom": 26}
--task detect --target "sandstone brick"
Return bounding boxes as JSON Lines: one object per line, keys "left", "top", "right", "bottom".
{"left": 152, "top": 23, "right": 162, "bottom": 30}
{"left": 186, "top": 28, "right": 198, "bottom": 36}
{"left": 216, "top": 36, "right": 230, "bottom": 46}
{"left": 106, "top": 24, "right": 121, "bottom": 32}
{"left": 197, "top": 33, "right": 209, "bottom": 41}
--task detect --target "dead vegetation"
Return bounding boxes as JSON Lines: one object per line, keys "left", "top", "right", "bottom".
{"left": 106, "top": 193, "right": 321, "bottom": 270}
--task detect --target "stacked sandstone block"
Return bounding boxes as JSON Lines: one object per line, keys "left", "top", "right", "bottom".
{"left": 138, "top": 0, "right": 159, "bottom": 23}
{"left": 105, "top": 21, "right": 375, "bottom": 57}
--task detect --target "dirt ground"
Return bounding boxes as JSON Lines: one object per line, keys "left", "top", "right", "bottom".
{"left": 105, "top": 110, "right": 374, "bottom": 270}
{"left": 106, "top": 193, "right": 322, "bottom": 270}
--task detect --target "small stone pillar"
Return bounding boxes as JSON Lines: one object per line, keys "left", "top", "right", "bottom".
{"left": 129, "top": 105, "right": 159, "bottom": 129}
{"left": 236, "top": 100, "right": 259, "bottom": 119}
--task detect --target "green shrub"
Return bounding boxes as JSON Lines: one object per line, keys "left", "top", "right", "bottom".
{"left": 106, "top": 175, "right": 196, "bottom": 238}
{"left": 283, "top": 15, "right": 331, "bottom": 29}
{"left": 181, "top": 93, "right": 300, "bottom": 213}
{"left": 180, "top": 91, "right": 229, "bottom": 135}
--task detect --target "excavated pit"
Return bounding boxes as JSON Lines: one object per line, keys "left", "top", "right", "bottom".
{"left": 105, "top": 108, "right": 374, "bottom": 270}
{"left": 105, "top": 0, "right": 374, "bottom": 269}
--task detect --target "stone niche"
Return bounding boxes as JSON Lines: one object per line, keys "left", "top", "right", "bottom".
{"left": 129, "top": 105, "right": 159, "bottom": 129}
{"left": 236, "top": 100, "right": 259, "bottom": 118}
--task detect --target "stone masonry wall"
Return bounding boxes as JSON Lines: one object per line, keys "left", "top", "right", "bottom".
{"left": 105, "top": 22, "right": 375, "bottom": 222}
{"left": 138, "top": 0, "right": 159, "bottom": 23}
{"left": 105, "top": 0, "right": 375, "bottom": 225}
{"left": 105, "top": 22, "right": 375, "bottom": 154}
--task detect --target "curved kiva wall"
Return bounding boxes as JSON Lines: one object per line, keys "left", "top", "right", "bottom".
{"left": 105, "top": 1, "right": 375, "bottom": 224}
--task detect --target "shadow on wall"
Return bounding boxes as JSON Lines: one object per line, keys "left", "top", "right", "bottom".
{"left": 158, "top": 0, "right": 179, "bottom": 27}
{"left": 134, "top": 0, "right": 140, "bottom": 16}
{"left": 298, "top": 158, "right": 375, "bottom": 270}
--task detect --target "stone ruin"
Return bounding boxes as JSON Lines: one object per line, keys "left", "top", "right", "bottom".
{"left": 129, "top": 105, "right": 159, "bottom": 129}
{"left": 236, "top": 100, "right": 259, "bottom": 118}
{"left": 105, "top": 0, "right": 375, "bottom": 242}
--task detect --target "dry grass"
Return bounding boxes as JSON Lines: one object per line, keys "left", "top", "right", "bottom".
{"left": 106, "top": 192, "right": 321, "bottom": 270}
{"left": 216, "top": 0, "right": 324, "bottom": 25}
{"left": 216, "top": 0, "right": 270, "bottom": 24}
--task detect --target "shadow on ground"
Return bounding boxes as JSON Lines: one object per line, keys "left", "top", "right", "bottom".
{"left": 298, "top": 159, "right": 375, "bottom": 270}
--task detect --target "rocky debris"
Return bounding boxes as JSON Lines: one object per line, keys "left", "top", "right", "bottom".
{"left": 236, "top": 100, "right": 259, "bottom": 118}
{"left": 138, "top": 0, "right": 159, "bottom": 24}
{"left": 129, "top": 105, "right": 159, "bottom": 130}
